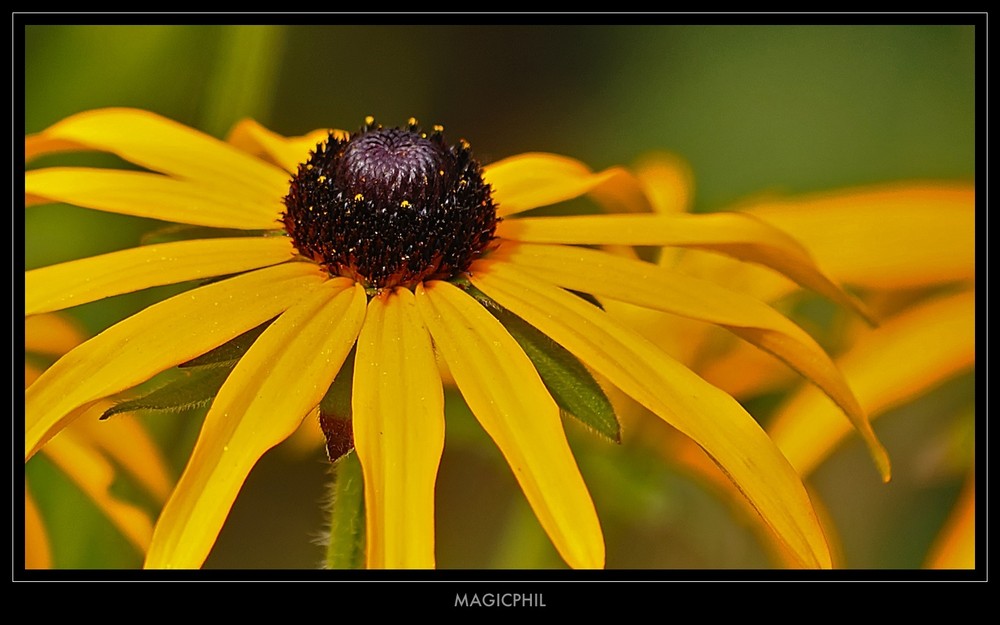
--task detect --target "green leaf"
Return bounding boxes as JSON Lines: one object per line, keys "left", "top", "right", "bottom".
{"left": 324, "top": 450, "right": 366, "bottom": 569}
{"left": 466, "top": 285, "right": 621, "bottom": 443}
{"left": 179, "top": 318, "right": 274, "bottom": 369}
{"left": 318, "top": 347, "right": 356, "bottom": 462}
{"left": 100, "top": 365, "right": 232, "bottom": 420}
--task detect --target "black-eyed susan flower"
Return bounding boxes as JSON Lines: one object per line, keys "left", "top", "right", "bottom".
{"left": 25, "top": 109, "right": 890, "bottom": 569}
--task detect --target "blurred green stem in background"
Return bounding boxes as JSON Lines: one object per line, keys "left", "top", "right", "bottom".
{"left": 201, "top": 26, "right": 287, "bottom": 137}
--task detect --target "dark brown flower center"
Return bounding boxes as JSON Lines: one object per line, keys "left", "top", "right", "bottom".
{"left": 281, "top": 118, "right": 498, "bottom": 290}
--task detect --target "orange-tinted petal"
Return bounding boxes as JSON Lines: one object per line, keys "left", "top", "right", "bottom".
{"left": 416, "top": 280, "right": 604, "bottom": 569}
{"left": 25, "top": 262, "right": 326, "bottom": 460}
{"left": 495, "top": 242, "right": 889, "bottom": 480}
{"left": 470, "top": 261, "right": 832, "bottom": 568}
{"left": 25, "top": 313, "right": 86, "bottom": 356}
{"left": 145, "top": 279, "right": 366, "bottom": 568}
{"left": 634, "top": 151, "right": 694, "bottom": 215}
{"left": 353, "top": 288, "right": 444, "bottom": 568}
{"left": 25, "top": 168, "right": 283, "bottom": 229}
{"left": 769, "top": 290, "right": 975, "bottom": 478}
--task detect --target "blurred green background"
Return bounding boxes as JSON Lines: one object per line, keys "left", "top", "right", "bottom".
{"left": 23, "top": 24, "right": 976, "bottom": 570}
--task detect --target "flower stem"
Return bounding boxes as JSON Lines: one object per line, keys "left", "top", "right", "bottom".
{"left": 324, "top": 450, "right": 366, "bottom": 569}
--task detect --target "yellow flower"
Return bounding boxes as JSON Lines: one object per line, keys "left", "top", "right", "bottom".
{"left": 24, "top": 313, "right": 173, "bottom": 567}
{"left": 25, "top": 109, "right": 884, "bottom": 569}
{"left": 620, "top": 154, "right": 974, "bottom": 567}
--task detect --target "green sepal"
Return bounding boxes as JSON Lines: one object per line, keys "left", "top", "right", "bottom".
{"left": 100, "top": 365, "right": 232, "bottom": 420}
{"left": 179, "top": 319, "right": 275, "bottom": 369}
{"left": 324, "top": 450, "right": 366, "bottom": 569}
{"left": 318, "top": 347, "right": 357, "bottom": 462}
{"left": 465, "top": 285, "right": 621, "bottom": 443}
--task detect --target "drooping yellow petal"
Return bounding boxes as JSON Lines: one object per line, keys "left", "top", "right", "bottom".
{"left": 73, "top": 405, "right": 174, "bottom": 504}
{"left": 25, "top": 485, "right": 51, "bottom": 569}
{"left": 415, "top": 280, "right": 604, "bottom": 569}
{"left": 769, "top": 290, "right": 975, "bottom": 478}
{"left": 43, "top": 429, "right": 155, "bottom": 552}
{"left": 495, "top": 242, "right": 889, "bottom": 480}
{"left": 498, "top": 212, "right": 874, "bottom": 324}
{"left": 697, "top": 338, "right": 798, "bottom": 399}
{"left": 226, "top": 118, "right": 346, "bottom": 173}
{"left": 747, "top": 183, "right": 975, "bottom": 290}
{"left": 925, "top": 473, "right": 975, "bottom": 569}
{"left": 470, "top": 261, "right": 832, "bottom": 568}
{"left": 485, "top": 153, "right": 650, "bottom": 217}
{"left": 25, "top": 262, "right": 326, "bottom": 461}
{"left": 634, "top": 152, "right": 694, "bottom": 215}
{"left": 25, "top": 168, "right": 283, "bottom": 230}
{"left": 353, "top": 288, "right": 444, "bottom": 568}
{"left": 26, "top": 237, "right": 296, "bottom": 315}
{"left": 25, "top": 313, "right": 86, "bottom": 356}
{"left": 27, "top": 108, "right": 289, "bottom": 201}
{"left": 145, "top": 278, "right": 366, "bottom": 569}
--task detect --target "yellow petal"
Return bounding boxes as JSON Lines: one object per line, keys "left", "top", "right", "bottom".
{"left": 25, "top": 485, "right": 51, "bottom": 569}
{"left": 469, "top": 261, "right": 832, "bottom": 568}
{"left": 26, "top": 237, "right": 296, "bottom": 315}
{"left": 25, "top": 168, "right": 283, "bottom": 230}
{"left": 415, "top": 280, "right": 604, "bottom": 569}
{"left": 27, "top": 108, "right": 289, "bottom": 201}
{"left": 25, "top": 134, "right": 84, "bottom": 162}
{"left": 768, "top": 290, "right": 975, "bottom": 478}
{"left": 485, "top": 153, "right": 650, "bottom": 217}
{"left": 747, "top": 183, "right": 975, "bottom": 290}
{"left": 498, "top": 212, "right": 875, "bottom": 324}
{"left": 43, "top": 428, "right": 155, "bottom": 552}
{"left": 925, "top": 473, "right": 975, "bottom": 569}
{"left": 226, "top": 118, "right": 346, "bottom": 173}
{"left": 697, "top": 338, "right": 799, "bottom": 399}
{"left": 495, "top": 242, "right": 890, "bottom": 481}
{"left": 25, "top": 262, "right": 326, "bottom": 461}
{"left": 25, "top": 313, "right": 86, "bottom": 355}
{"left": 73, "top": 405, "right": 174, "bottom": 504}
{"left": 353, "top": 288, "right": 444, "bottom": 568}
{"left": 634, "top": 151, "right": 695, "bottom": 215}
{"left": 145, "top": 279, "right": 366, "bottom": 568}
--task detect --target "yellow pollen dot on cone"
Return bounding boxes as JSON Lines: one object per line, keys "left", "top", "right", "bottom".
{"left": 401, "top": 200, "right": 410, "bottom": 208}
{"left": 354, "top": 193, "right": 364, "bottom": 201}
{"left": 364, "top": 115, "right": 375, "bottom": 125}
{"left": 318, "top": 175, "right": 327, "bottom": 183}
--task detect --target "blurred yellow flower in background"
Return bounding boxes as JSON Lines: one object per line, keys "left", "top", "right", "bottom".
{"left": 22, "top": 108, "right": 892, "bottom": 570}
{"left": 24, "top": 313, "right": 173, "bottom": 568}
{"left": 616, "top": 153, "right": 975, "bottom": 569}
